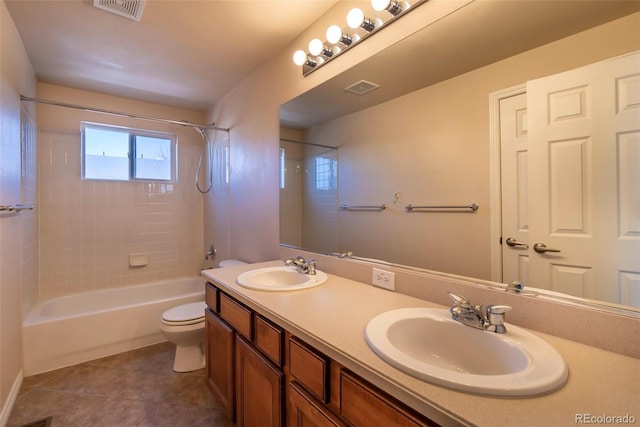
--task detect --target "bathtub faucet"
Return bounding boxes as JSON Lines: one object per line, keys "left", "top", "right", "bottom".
{"left": 284, "top": 256, "right": 317, "bottom": 275}
{"left": 205, "top": 245, "right": 216, "bottom": 261}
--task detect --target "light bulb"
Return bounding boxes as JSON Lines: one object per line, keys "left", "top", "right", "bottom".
{"left": 326, "top": 25, "right": 342, "bottom": 44}
{"left": 293, "top": 50, "right": 308, "bottom": 66}
{"left": 346, "top": 8, "right": 375, "bottom": 32}
{"left": 346, "top": 8, "right": 365, "bottom": 29}
{"left": 308, "top": 39, "right": 324, "bottom": 56}
{"left": 372, "top": 0, "right": 402, "bottom": 15}
{"left": 371, "top": 0, "right": 391, "bottom": 11}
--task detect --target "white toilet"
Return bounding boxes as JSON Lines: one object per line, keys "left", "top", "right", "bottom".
{"left": 160, "top": 259, "right": 247, "bottom": 372}
{"left": 160, "top": 301, "right": 207, "bottom": 372}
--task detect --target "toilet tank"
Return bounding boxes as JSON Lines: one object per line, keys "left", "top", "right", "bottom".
{"left": 218, "top": 259, "right": 247, "bottom": 268}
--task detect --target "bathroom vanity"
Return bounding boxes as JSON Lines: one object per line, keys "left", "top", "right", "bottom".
{"left": 204, "top": 280, "right": 434, "bottom": 426}
{"left": 201, "top": 261, "right": 639, "bottom": 427}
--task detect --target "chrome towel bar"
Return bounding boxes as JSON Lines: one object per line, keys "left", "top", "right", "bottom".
{"left": 405, "top": 203, "right": 478, "bottom": 212}
{"left": 0, "top": 204, "right": 34, "bottom": 212}
{"left": 340, "top": 204, "right": 386, "bottom": 211}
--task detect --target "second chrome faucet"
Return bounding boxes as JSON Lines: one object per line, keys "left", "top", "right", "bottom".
{"left": 284, "top": 256, "right": 317, "bottom": 275}
{"left": 447, "top": 292, "right": 512, "bottom": 334}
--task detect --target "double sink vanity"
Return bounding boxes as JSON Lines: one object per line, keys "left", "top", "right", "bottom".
{"left": 201, "top": 260, "right": 638, "bottom": 426}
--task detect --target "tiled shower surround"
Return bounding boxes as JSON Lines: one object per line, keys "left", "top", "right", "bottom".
{"left": 21, "top": 107, "right": 39, "bottom": 320}
{"left": 37, "top": 126, "right": 206, "bottom": 299}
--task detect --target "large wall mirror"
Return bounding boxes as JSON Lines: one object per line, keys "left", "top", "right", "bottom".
{"left": 279, "top": 1, "right": 640, "bottom": 313}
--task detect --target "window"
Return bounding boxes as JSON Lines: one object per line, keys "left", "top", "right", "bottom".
{"left": 315, "top": 156, "right": 337, "bottom": 190}
{"left": 280, "top": 148, "right": 286, "bottom": 189}
{"left": 81, "top": 122, "right": 176, "bottom": 181}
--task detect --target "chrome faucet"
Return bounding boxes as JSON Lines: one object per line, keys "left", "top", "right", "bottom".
{"left": 506, "top": 281, "right": 525, "bottom": 294}
{"left": 325, "top": 251, "right": 353, "bottom": 259}
{"left": 284, "top": 256, "right": 317, "bottom": 275}
{"left": 447, "top": 292, "right": 512, "bottom": 334}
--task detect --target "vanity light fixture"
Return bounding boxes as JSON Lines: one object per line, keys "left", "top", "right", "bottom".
{"left": 347, "top": 8, "right": 376, "bottom": 32}
{"left": 308, "top": 38, "right": 334, "bottom": 58}
{"left": 372, "top": 0, "right": 404, "bottom": 16}
{"left": 292, "top": 50, "right": 318, "bottom": 68}
{"left": 326, "top": 25, "right": 353, "bottom": 46}
{"left": 292, "top": 0, "right": 428, "bottom": 76}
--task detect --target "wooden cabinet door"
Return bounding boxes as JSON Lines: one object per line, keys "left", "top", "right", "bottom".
{"left": 205, "top": 309, "right": 235, "bottom": 421}
{"left": 236, "top": 336, "right": 284, "bottom": 427}
{"left": 289, "top": 382, "right": 345, "bottom": 427}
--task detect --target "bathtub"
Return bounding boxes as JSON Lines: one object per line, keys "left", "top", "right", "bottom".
{"left": 22, "top": 276, "right": 205, "bottom": 376}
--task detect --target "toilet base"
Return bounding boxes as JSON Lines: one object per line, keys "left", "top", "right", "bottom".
{"left": 173, "top": 342, "right": 205, "bottom": 372}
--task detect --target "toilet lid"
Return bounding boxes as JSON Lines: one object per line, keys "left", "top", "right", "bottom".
{"left": 162, "top": 301, "right": 206, "bottom": 323}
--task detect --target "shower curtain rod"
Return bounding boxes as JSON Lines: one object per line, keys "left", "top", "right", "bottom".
{"left": 20, "top": 95, "right": 230, "bottom": 132}
{"left": 279, "top": 137, "right": 338, "bottom": 150}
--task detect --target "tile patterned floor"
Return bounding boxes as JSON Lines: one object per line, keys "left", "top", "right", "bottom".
{"left": 7, "top": 342, "right": 234, "bottom": 427}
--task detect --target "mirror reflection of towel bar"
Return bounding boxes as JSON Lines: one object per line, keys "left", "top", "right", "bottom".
{"left": 405, "top": 203, "right": 478, "bottom": 212}
{"left": 340, "top": 204, "right": 386, "bottom": 211}
{"left": 0, "top": 204, "right": 34, "bottom": 212}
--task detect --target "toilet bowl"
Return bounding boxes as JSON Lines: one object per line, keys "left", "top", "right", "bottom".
{"left": 160, "top": 301, "right": 207, "bottom": 372}
{"left": 161, "top": 260, "right": 247, "bottom": 372}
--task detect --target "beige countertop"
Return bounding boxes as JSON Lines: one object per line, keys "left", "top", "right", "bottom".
{"left": 201, "top": 261, "right": 640, "bottom": 427}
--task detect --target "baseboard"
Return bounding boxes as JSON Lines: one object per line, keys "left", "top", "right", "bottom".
{"left": 0, "top": 369, "right": 23, "bottom": 427}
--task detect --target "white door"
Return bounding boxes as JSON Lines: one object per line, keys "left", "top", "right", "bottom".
{"left": 525, "top": 52, "right": 640, "bottom": 305}
{"left": 500, "top": 92, "right": 530, "bottom": 284}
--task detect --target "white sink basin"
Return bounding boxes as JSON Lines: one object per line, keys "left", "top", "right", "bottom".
{"left": 365, "top": 308, "right": 568, "bottom": 397}
{"left": 236, "top": 266, "right": 328, "bottom": 291}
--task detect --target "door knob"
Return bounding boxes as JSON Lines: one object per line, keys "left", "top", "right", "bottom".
{"left": 505, "top": 237, "right": 528, "bottom": 249}
{"left": 533, "top": 243, "right": 561, "bottom": 254}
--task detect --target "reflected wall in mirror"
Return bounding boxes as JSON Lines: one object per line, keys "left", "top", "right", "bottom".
{"left": 279, "top": 2, "right": 640, "bottom": 312}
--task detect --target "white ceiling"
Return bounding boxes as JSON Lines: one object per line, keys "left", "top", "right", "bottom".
{"left": 5, "top": 0, "right": 339, "bottom": 111}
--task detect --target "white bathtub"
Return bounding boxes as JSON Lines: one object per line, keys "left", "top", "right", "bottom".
{"left": 22, "top": 276, "right": 205, "bottom": 376}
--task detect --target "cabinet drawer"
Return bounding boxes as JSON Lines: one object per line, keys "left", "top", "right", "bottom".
{"left": 219, "top": 293, "right": 253, "bottom": 339}
{"left": 255, "top": 315, "right": 284, "bottom": 366}
{"left": 205, "top": 282, "right": 218, "bottom": 311}
{"left": 289, "top": 337, "right": 329, "bottom": 403}
{"left": 340, "top": 370, "right": 437, "bottom": 427}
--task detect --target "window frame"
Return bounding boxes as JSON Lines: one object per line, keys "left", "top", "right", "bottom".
{"left": 279, "top": 148, "right": 286, "bottom": 189}
{"left": 314, "top": 155, "right": 337, "bottom": 190}
{"left": 81, "top": 122, "right": 177, "bottom": 182}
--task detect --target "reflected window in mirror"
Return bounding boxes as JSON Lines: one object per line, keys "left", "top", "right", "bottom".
{"left": 280, "top": 136, "right": 339, "bottom": 255}
{"left": 279, "top": 148, "right": 286, "bottom": 189}
{"left": 315, "top": 156, "right": 337, "bottom": 190}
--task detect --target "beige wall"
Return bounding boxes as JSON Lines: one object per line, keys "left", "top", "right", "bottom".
{"left": 0, "top": 0, "right": 37, "bottom": 420}
{"left": 303, "top": 12, "right": 640, "bottom": 279}
{"left": 36, "top": 83, "right": 208, "bottom": 298}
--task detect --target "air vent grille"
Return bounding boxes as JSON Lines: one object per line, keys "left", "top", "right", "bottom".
{"left": 344, "top": 80, "right": 380, "bottom": 96}
{"left": 94, "top": 0, "right": 146, "bottom": 21}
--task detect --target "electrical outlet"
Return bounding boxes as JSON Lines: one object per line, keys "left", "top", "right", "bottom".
{"left": 372, "top": 267, "right": 395, "bottom": 291}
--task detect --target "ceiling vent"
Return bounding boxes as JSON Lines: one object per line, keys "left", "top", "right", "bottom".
{"left": 344, "top": 80, "right": 380, "bottom": 96}
{"left": 94, "top": 0, "right": 146, "bottom": 22}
